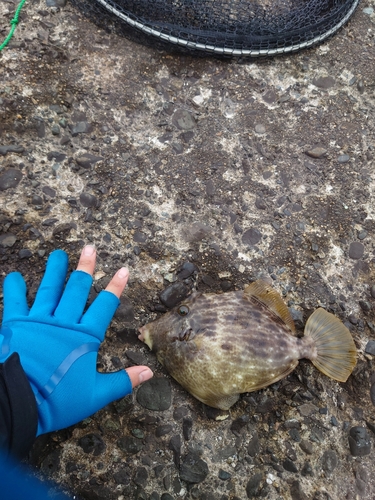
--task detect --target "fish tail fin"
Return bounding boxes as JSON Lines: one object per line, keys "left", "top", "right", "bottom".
{"left": 303, "top": 308, "right": 357, "bottom": 382}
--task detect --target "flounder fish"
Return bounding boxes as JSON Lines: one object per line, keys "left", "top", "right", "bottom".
{"left": 138, "top": 280, "right": 357, "bottom": 410}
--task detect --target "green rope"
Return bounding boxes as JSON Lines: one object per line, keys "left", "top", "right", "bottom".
{"left": 0, "top": 0, "right": 27, "bottom": 51}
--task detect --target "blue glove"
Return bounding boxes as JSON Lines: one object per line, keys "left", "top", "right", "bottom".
{"left": 0, "top": 250, "right": 132, "bottom": 435}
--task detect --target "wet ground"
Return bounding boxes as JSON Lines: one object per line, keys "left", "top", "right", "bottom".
{"left": 1, "top": 0, "right": 375, "bottom": 498}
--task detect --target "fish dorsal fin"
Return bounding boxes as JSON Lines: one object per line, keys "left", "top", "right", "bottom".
{"left": 244, "top": 280, "right": 296, "bottom": 334}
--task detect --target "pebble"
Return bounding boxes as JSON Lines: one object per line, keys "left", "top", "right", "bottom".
{"left": 117, "top": 436, "right": 144, "bottom": 455}
{"left": 46, "top": 0, "right": 67, "bottom": 6}
{"left": 305, "top": 147, "right": 327, "bottom": 159}
{"left": 78, "top": 434, "right": 106, "bottom": 456}
{"left": 348, "top": 242, "right": 364, "bottom": 259}
{"left": 312, "top": 76, "right": 335, "bottom": 89}
{"left": 338, "top": 154, "right": 350, "bottom": 163}
{"left": 177, "top": 262, "right": 198, "bottom": 279}
{"left": 363, "top": 7, "right": 374, "bottom": 15}
{"left": 80, "top": 192, "right": 98, "bottom": 208}
{"left": 19, "top": 249, "right": 32, "bottom": 259}
{"left": 75, "top": 153, "right": 103, "bottom": 168}
{"left": 134, "top": 467, "right": 148, "bottom": 487}
{"left": 246, "top": 472, "right": 263, "bottom": 498}
{"left": 155, "top": 424, "right": 173, "bottom": 437}
{"left": 0, "top": 145, "right": 24, "bottom": 156}
{"left": 0, "top": 233, "right": 17, "bottom": 248}
{"left": 247, "top": 432, "right": 260, "bottom": 457}
{"left": 321, "top": 450, "right": 338, "bottom": 473}
{"left": 115, "top": 298, "right": 135, "bottom": 322}
{"left": 348, "top": 427, "right": 371, "bottom": 456}
{"left": 299, "top": 440, "right": 314, "bottom": 455}
{"left": 0, "top": 168, "right": 23, "bottom": 190}
{"left": 125, "top": 350, "right": 147, "bottom": 365}
{"left": 172, "top": 110, "right": 196, "bottom": 130}
{"left": 255, "top": 124, "right": 266, "bottom": 134}
{"left": 159, "top": 282, "right": 189, "bottom": 308}
{"left": 136, "top": 377, "right": 172, "bottom": 411}
{"left": 183, "top": 222, "right": 212, "bottom": 243}
{"left": 179, "top": 453, "right": 208, "bottom": 483}
{"left": 255, "top": 197, "right": 267, "bottom": 210}
{"left": 173, "top": 406, "right": 189, "bottom": 420}
{"left": 242, "top": 228, "right": 262, "bottom": 246}
{"left": 359, "top": 300, "right": 371, "bottom": 313}
{"left": 182, "top": 418, "right": 193, "bottom": 440}
{"left": 218, "top": 469, "right": 231, "bottom": 480}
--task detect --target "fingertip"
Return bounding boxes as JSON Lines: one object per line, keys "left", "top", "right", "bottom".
{"left": 126, "top": 366, "right": 153, "bottom": 389}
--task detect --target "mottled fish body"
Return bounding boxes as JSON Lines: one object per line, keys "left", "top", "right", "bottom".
{"left": 139, "top": 280, "right": 357, "bottom": 410}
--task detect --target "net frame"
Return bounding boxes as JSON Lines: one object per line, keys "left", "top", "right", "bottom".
{"left": 71, "top": 0, "right": 360, "bottom": 56}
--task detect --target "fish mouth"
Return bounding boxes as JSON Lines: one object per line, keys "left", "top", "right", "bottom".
{"left": 138, "top": 325, "right": 153, "bottom": 349}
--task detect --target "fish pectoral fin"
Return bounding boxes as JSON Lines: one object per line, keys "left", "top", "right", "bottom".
{"left": 244, "top": 280, "right": 296, "bottom": 335}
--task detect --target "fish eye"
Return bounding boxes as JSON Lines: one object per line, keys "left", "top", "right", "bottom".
{"left": 177, "top": 305, "right": 190, "bottom": 316}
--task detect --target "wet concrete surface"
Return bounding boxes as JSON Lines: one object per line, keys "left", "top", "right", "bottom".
{"left": 1, "top": 0, "right": 375, "bottom": 498}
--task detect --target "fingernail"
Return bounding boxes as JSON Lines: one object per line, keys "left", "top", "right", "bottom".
{"left": 83, "top": 245, "right": 96, "bottom": 256}
{"left": 118, "top": 267, "right": 129, "bottom": 279}
{"left": 139, "top": 368, "right": 153, "bottom": 383}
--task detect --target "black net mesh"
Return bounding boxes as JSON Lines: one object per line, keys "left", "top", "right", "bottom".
{"left": 70, "top": 0, "right": 360, "bottom": 56}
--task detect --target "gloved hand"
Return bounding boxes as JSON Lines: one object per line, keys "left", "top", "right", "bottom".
{"left": 0, "top": 246, "right": 153, "bottom": 435}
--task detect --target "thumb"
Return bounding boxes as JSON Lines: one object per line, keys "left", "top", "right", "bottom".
{"left": 94, "top": 367, "right": 153, "bottom": 406}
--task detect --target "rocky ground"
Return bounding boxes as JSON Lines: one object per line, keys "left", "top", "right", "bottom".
{"left": 1, "top": 0, "right": 375, "bottom": 499}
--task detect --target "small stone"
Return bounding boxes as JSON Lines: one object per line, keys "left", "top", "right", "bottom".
{"left": 0, "top": 168, "right": 22, "bottom": 190}
{"left": 371, "top": 286, "right": 375, "bottom": 299}
{"left": 117, "top": 436, "right": 144, "bottom": 455}
{"left": 349, "top": 242, "right": 364, "bottom": 259}
{"left": 47, "top": 151, "right": 66, "bottom": 162}
{"left": 78, "top": 433, "right": 106, "bottom": 456}
{"left": 159, "top": 282, "right": 189, "bottom": 308}
{"left": 218, "top": 469, "right": 231, "bottom": 480}
{"left": 0, "top": 233, "right": 17, "bottom": 248}
{"left": 283, "top": 459, "right": 298, "bottom": 473}
{"left": 177, "top": 262, "right": 198, "bottom": 279}
{"left": 155, "top": 424, "right": 173, "bottom": 437}
{"left": 19, "top": 249, "right": 32, "bottom": 259}
{"left": 363, "top": 7, "right": 374, "bottom": 15}
{"left": 115, "top": 298, "right": 135, "bottom": 322}
{"left": 370, "top": 384, "right": 375, "bottom": 405}
{"left": 70, "top": 122, "right": 93, "bottom": 136}
{"left": 359, "top": 300, "right": 371, "bottom": 313}
{"left": 247, "top": 432, "right": 260, "bottom": 457}
{"left": 52, "top": 223, "right": 72, "bottom": 237}
{"left": 51, "top": 124, "right": 60, "bottom": 135}
{"left": 172, "top": 110, "right": 196, "bottom": 131}
{"left": 305, "top": 147, "right": 327, "bottom": 159}
{"left": 206, "top": 179, "right": 216, "bottom": 196}
{"left": 134, "top": 467, "right": 148, "bottom": 487}
{"left": 79, "top": 192, "right": 98, "bottom": 208}
{"left": 255, "top": 124, "right": 266, "bottom": 134}
{"left": 182, "top": 418, "right": 193, "bottom": 440}
{"left": 348, "top": 427, "right": 371, "bottom": 456}
{"left": 312, "top": 76, "right": 335, "bottom": 89}
{"left": 125, "top": 350, "right": 147, "bottom": 365}
{"left": 75, "top": 153, "right": 102, "bottom": 168}
{"left": 179, "top": 453, "right": 208, "bottom": 483}
{"left": 321, "top": 450, "right": 338, "bottom": 473}
{"left": 358, "top": 231, "right": 367, "bottom": 240}
{"left": 173, "top": 406, "right": 189, "bottom": 420}
{"left": 136, "top": 377, "right": 172, "bottom": 411}
{"left": 338, "top": 154, "right": 350, "bottom": 163}
{"left": 0, "top": 145, "right": 24, "bottom": 156}
{"left": 246, "top": 473, "right": 263, "bottom": 498}
{"left": 299, "top": 440, "right": 314, "bottom": 455}
{"left": 183, "top": 222, "right": 212, "bottom": 243}
{"left": 242, "top": 228, "right": 262, "bottom": 246}
{"left": 255, "top": 198, "right": 267, "bottom": 210}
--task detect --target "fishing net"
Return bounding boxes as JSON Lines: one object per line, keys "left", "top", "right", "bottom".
{"left": 70, "top": 0, "right": 360, "bottom": 57}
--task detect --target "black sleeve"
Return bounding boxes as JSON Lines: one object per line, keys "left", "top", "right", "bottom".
{"left": 0, "top": 353, "right": 38, "bottom": 461}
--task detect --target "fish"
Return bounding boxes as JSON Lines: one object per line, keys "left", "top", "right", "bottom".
{"left": 138, "top": 280, "right": 357, "bottom": 410}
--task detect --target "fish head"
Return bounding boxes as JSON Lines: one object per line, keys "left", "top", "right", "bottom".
{"left": 138, "top": 292, "right": 204, "bottom": 355}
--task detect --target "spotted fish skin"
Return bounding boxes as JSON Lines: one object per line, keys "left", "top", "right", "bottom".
{"left": 138, "top": 281, "right": 356, "bottom": 410}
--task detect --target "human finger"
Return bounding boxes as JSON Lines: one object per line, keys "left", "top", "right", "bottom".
{"left": 105, "top": 267, "right": 129, "bottom": 299}
{"left": 76, "top": 245, "right": 97, "bottom": 276}
{"left": 125, "top": 366, "right": 153, "bottom": 388}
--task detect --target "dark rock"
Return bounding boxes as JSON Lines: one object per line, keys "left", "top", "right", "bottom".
{"left": 75, "top": 153, "right": 102, "bottom": 168}
{"left": 159, "top": 282, "right": 189, "bottom": 308}
{"left": 169, "top": 434, "right": 181, "bottom": 467}
{"left": 359, "top": 300, "right": 371, "bottom": 313}
{"left": 47, "top": 151, "right": 66, "bottom": 162}
{"left": 134, "top": 231, "right": 147, "bottom": 243}
{"left": 78, "top": 434, "right": 106, "bottom": 456}
{"left": 173, "top": 406, "right": 189, "bottom": 420}
{"left": 0, "top": 233, "right": 17, "bottom": 248}
{"left": 202, "top": 275, "right": 215, "bottom": 287}
{"left": 371, "top": 383, "right": 375, "bottom": 406}
{"left": 301, "top": 462, "right": 314, "bottom": 477}
{"left": 283, "top": 459, "right": 298, "bottom": 473}
{"left": 134, "top": 467, "right": 148, "bottom": 487}
{"left": 40, "top": 449, "right": 61, "bottom": 475}
{"left": 183, "top": 222, "right": 213, "bottom": 243}
{"left": 31, "top": 195, "right": 43, "bottom": 205}
{"left": 46, "top": 0, "right": 67, "bottom": 6}
{"left": 53, "top": 223, "right": 72, "bottom": 237}
{"left": 70, "top": 122, "right": 93, "bottom": 136}
{"left": 230, "top": 415, "right": 250, "bottom": 435}
{"left": 246, "top": 472, "right": 263, "bottom": 498}
{"left": 349, "top": 242, "right": 364, "bottom": 259}
{"left": 42, "top": 186, "right": 56, "bottom": 197}
{"left": 161, "top": 494, "right": 174, "bottom": 500}
{"left": 136, "top": 377, "right": 172, "bottom": 410}
{"left": 155, "top": 424, "right": 173, "bottom": 437}
{"left": 218, "top": 469, "right": 231, "bottom": 480}
{"left": 19, "top": 249, "right": 33, "bottom": 259}
{"left": 182, "top": 418, "right": 193, "bottom": 440}
{"left": 338, "top": 154, "right": 350, "bottom": 163}
{"left": 125, "top": 350, "right": 147, "bottom": 365}
{"left": 206, "top": 179, "right": 215, "bottom": 196}
{"left": 0, "top": 145, "right": 24, "bottom": 155}
{"left": 348, "top": 427, "right": 371, "bottom": 456}
{"left": 365, "top": 340, "right": 375, "bottom": 355}
{"left": 247, "top": 432, "right": 260, "bottom": 457}
{"left": 255, "top": 197, "right": 266, "bottom": 210}
{"left": 117, "top": 436, "right": 143, "bottom": 455}
{"left": 0, "top": 168, "right": 23, "bottom": 190}
{"left": 113, "top": 467, "right": 130, "bottom": 485}
{"left": 177, "top": 262, "right": 198, "bottom": 279}
{"left": 179, "top": 452, "right": 208, "bottom": 483}
{"left": 80, "top": 192, "right": 98, "bottom": 208}
{"left": 42, "top": 218, "right": 59, "bottom": 226}
{"left": 321, "top": 450, "right": 338, "bottom": 473}
{"left": 242, "top": 228, "right": 262, "bottom": 246}
{"left": 150, "top": 492, "right": 160, "bottom": 500}
{"left": 370, "top": 285, "right": 375, "bottom": 299}
{"left": 172, "top": 110, "right": 196, "bottom": 130}
{"left": 115, "top": 297, "right": 135, "bottom": 322}
{"left": 290, "top": 480, "right": 309, "bottom": 500}
{"left": 299, "top": 440, "right": 314, "bottom": 455}
{"left": 312, "top": 76, "right": 335, "bottom": 89}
